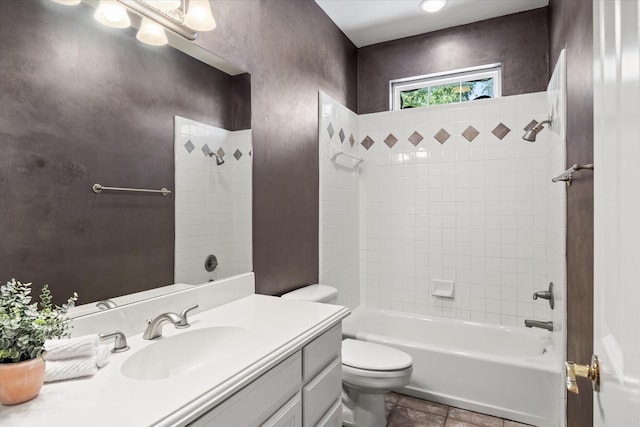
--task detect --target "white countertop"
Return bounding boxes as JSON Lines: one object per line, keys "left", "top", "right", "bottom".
{"left": 0, "top": 294, "right": 350, "bottom": 427}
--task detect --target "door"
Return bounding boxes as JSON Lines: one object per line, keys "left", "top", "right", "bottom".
{"left": 593, "top": 0, "right": 640, "bottom": 425}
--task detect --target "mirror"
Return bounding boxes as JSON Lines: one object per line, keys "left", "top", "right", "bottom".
{"left": 0, "top": 1, "right": 252, "bottom": 315}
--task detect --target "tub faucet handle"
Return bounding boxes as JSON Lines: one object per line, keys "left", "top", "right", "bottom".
{"left": 532, "top": 282, "right": 554, "bottom": 309}
{"left": 564, "top": 355, "right": 600, "bottom": 394}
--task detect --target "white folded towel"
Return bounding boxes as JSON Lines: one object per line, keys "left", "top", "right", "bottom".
{"left": 96, "top": 344, "right": 111, "bottom": 369}
{"left": 44, "top": 335, "right": 99, "bottom": 361}
{"left": 44, "top": 356, "right": 99, "bottom": 383}
{"left": 43, "top": 335, "right": 112, "bottom": 382}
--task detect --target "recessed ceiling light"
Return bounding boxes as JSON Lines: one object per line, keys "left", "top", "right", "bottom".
{"left": 419, "top": 0, "right": 447, "bottom": 13}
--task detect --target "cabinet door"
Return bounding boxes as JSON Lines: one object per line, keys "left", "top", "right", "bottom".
{"left": 261, "top": 393, "right": 302, "bottom": 427}
{"left": 189, "top": 352, "right": 302, "bottom": 427}
{"left": 302, "top": 358, "right": 342, "bottom": 426}
{"left": 315, "top": 399, "right": 341, "bottom": 427}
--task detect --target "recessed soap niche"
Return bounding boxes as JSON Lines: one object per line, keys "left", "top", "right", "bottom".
{"left": 432, "top": 279, "right": 455, "bottom": 299}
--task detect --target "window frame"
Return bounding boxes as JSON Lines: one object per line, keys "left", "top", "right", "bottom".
{"left": 389, "top": 63, "right": 502, "bottom": 111}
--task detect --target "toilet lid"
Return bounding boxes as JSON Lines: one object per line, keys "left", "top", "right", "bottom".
{"left": 342, "top": 339, "right": 412, "bottom": 371}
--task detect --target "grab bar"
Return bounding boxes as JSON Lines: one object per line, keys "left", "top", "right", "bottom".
{"left": 92, "top": 183, "right": 171, "bottom": 196}
{"left": 330, "top": 146, "right": 363, "bottom": 167}
{"left": 552, "top": 163, "right": 593, "bottom": 185}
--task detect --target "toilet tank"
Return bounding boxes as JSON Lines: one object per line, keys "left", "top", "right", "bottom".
{"left": 281, "top": 284, "right": 338, "bottom": 304}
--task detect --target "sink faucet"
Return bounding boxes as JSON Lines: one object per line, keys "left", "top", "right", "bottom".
{"left": 142, "top": 304, "right": 199, "bottom": 340}
{"left": 524, "top": 319, "right": 554, "bottom": 331}
{"left": 143, "top": 312, "right": 183, "bottom": 340}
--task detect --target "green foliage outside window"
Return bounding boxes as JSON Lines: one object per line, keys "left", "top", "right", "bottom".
{"left": 400, "top": 77, "right": 495, "bottom": 109}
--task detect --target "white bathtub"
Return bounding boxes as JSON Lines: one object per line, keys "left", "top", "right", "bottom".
{"left": 342, "top": 307, "right": 561, "bottom": 427}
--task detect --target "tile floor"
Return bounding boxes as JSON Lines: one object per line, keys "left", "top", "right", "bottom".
{"left": 384, "top": 392, "right": 535, "bottom": 427}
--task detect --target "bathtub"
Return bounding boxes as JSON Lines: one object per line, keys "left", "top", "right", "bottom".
{"left": 342, "top": 307, "right": 561, "bottom": 427}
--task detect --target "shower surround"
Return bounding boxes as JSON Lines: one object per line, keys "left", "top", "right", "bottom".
{"left": 319, "top": 90, "right": 566, "bottom": 336}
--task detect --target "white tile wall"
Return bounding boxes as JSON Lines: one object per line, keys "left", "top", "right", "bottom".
{"left": 359, "top": 92, "right": 560, "bottom": 327}
{"left": 318, "top": 91, "right": 566, "bottom": 334}
{"left": 318, "top": 92, "right": 360, "bottom": 309}
{"left": 174, "top": 116, "right": 252, "bottom": 285}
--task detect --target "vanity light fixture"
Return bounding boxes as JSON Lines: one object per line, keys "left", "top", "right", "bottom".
{"left": 184, "top": 0, "right": 217, "bottom": 31}
{"left": 94, "top": 0, "right": 131, "bottom": 29}
{"left": 51, "top": 0, "right": 216, "bottom": 44}
{"left": 419, "top": 0, "right": 447, "bottom": 13}
{"left": 136, "top": 17, "right": 169, "bottom": 46}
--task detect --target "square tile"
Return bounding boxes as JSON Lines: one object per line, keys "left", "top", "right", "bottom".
{"left": 434, "top": 128, "right": 451, "bottom": 144}
{"left": 349, "top": 133, "right": 355, "bottom": 146}
{"left": 361, "top": 135, "right": 375, "bottom": 150}
{"left": 408, "top": 131, "right": 424, "bottom": 146}
{"left": 385, "top": 133, "right": 399, "bottom": 148}
{"left": 387, "top": 406, "right": 446, "bottom": 427}
{"left": 327, "top": 122, "right": 335, "bottom": 139}
{"left": 395, "top": 394, "right": 449, "bottom": 416}
{"left": 448, "top": 407, "right": 503, "bottom": 427}
{"left": 339, "top": 128, "right": 345, "bottom": 143}
{"left": 201, "top": 143, "right": 212, "bottom": 157}
{"left": 233, "top": 149, "right": 242, "bottom": 160}
{"left": 462, "top": 126, "right": 480, "bottom": 142}
{"left": 217, "top": 147, "right": 225, "bottom": 158}
{"left": 184, "top": 140, "right": 195, "bottom": 154}
{"left": 491, "top": 123, "right": 511, "bottom": 140}
{"left": 523, "top": 120, "right": 539, "bottom": 131}
{"left": 445, "top": 419, "right": 488, "bottom": 427}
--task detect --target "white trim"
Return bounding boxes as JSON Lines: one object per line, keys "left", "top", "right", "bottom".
{"left": 389, "top": 63, "right": 502, "bottom": 110}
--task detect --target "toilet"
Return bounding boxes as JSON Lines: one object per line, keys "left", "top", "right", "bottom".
{"left": 282, "top": 284, "right": 413, "bottom": 427}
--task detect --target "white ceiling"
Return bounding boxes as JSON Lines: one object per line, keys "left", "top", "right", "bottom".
{"left": 314, "top": 0, "right": 549, "bottom": 47}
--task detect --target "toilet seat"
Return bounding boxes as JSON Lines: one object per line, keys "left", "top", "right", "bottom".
{"left": 342, "top": 363, "right": 413, "bottom": 380}
{"left": 342, "top": 339, "right": 412, "bottom": 371}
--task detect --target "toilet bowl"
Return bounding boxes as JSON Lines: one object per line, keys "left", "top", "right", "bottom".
{"left": 281, "top": 284, "right": 413, "bottom": 427}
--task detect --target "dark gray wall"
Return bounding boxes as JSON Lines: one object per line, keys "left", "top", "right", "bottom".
{"left": 0, "top": 1, "right": 242, "bottom": 304}
{"left": 195, "top": 0, "right": 358, "bottom": 296}
{"left": 549, "top": 1, "right": 594, "bottom": 426}
{"left": 357, "top": 8, "right": 549, "bottom": 114}
{"left": 1, "top": 0, "right": 357, "bottom": 301}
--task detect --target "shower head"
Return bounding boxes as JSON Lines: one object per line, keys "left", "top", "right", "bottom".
{"left": 522, "top": 119, "right": 552, "bottom": 142}
{"left": 211, "top": 153, "right": 225, "bottom": 165}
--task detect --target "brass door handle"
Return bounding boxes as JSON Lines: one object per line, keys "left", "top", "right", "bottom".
{"left": 564, "top": 355, "right": 600, "bottom": 394}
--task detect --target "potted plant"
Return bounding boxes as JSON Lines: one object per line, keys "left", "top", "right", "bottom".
{"left": 0, "top": 279, "right": 77, "bottom": 405}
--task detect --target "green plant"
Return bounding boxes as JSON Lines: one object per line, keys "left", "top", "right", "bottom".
{"left": 0, "top": 279, "right": 77, "bottom": 363}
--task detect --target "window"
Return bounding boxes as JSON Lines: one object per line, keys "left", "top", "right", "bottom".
{"left": 389, "top": 64, "right": 502, "bottom": 111}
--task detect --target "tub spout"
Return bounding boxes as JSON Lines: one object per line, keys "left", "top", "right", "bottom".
{"left": 524, "top": 319, "right": 554, "bottom": 331}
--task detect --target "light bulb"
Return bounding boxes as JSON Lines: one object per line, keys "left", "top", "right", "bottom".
{"left": 94, "top": 0, "right": 131, "bottom": 29}
{"left": 52, "top": 0, "right": 81, "bottom": 5}
{"left": 184, "top": 0, "right": 216, "bottom": 32}
{"left": 136, "top": 17, "right": 168, "bottom": 46}
{"left": 419, "top": 0, "right": 447, "bottom": 13}
{"left": 147, "top": 0, "right": 181, "bottom": 11}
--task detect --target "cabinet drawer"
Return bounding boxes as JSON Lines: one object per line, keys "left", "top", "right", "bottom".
{"left": 303, "top": 324, "right": 341, "bottom": 381}
{"left": 189, "top": 352, "right": 302, "bottom": 427}
{"left": 302, "top": 357, "right": 342, "bottom": 426}
{"left": 315, "top": 398, "right": 341, "bottom": 427}
{"left": 261, "top": 392, "right": 302, "bottom": 427}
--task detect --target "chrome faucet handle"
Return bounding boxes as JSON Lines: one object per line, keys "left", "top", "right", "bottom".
{"left": 99, "top": 330, "right": 130, "bottom": 353}
{"left": 532, "top": 282, "right": 555, "bottom": 309}
{"left": 96, "top": 299, "right": 117, "bottom": 310}
{"left": 177, "top": 304, "right": 199, "bottom": 329}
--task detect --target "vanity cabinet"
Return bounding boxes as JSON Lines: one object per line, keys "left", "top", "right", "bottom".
{"left": 189, "top": 324, "right": 342, "bottom": 427}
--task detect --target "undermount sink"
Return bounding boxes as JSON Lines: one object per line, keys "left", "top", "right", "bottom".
{"left": 122, "top": 326, "right": 253, "bottom": 380}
